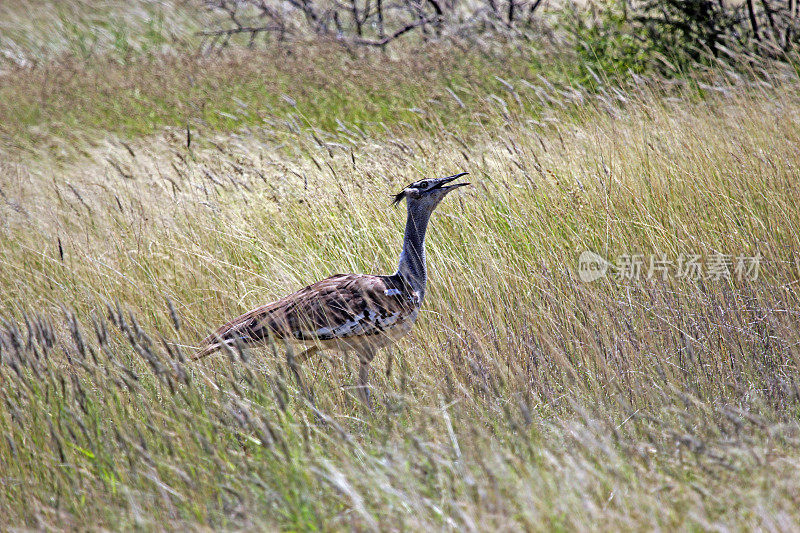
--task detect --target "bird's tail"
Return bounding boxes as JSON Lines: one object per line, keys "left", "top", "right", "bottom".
{"left": 191, "top": 341, "right": 224, "bottom": 361}
{"left": 192, "top": 310, "right": 266, "bottom": 361}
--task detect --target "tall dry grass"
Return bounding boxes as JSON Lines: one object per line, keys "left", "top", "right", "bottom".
{"left": 2, "top": 48, "right": 800, "bottom": 529}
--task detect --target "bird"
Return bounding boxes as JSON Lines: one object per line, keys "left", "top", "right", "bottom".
{"left": 192, "top": 172, "right": 470, "bottom": 406}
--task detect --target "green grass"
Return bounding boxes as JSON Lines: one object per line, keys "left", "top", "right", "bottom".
{"left": 1, "top": 48, "right": 525, "bottom": 158}
{"left": 1, "top": 19, "right": 660, "bottom": 162}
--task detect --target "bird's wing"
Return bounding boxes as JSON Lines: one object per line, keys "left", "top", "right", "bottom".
{"left": 193, "top": 273, "right": 418, "bottom": 360}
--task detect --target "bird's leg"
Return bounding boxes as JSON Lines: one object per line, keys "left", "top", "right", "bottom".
{"left": 358, "top": 362, "right": 371, "bottom": 409}
{"left": 355, "top": 346, "right": 377, "bottom": 410}
{"left": 287, "top": 345, "right": 318, "bottom": 408}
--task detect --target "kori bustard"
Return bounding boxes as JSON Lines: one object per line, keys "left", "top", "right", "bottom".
{"left": 193, "top": 172, "right": 470, "bottom": 405}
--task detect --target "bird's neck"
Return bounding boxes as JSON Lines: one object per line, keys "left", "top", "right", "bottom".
{"left": 396, "top": 204, "right": 432, "bottom": 302}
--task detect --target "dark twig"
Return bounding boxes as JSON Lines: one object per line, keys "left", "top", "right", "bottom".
{"left": 349, "top": 16, "right": 436, "bottom": 45}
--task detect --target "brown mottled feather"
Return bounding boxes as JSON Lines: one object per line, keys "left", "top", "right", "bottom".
{"left": 193, "top": 273, "right": 419, "bottom": 360}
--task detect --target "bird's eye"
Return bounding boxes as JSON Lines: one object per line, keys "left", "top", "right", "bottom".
{"left": 418, "top": 182, "right": 428, "bottom": 189}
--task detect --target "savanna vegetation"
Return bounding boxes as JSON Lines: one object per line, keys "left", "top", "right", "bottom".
{"left": 2, "top": 0, "right": 800, "bottom": 530}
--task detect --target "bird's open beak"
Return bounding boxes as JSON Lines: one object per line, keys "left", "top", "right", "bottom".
{"left": 436, "top": 172, "right": 470, "bottom": 191}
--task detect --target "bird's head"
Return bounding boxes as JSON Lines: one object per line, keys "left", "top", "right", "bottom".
{"left": 392, "top": 172, "right": 470, "bottom": 213}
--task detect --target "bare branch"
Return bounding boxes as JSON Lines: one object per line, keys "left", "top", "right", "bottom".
{"left": 350, "top": 16, "right": 436, "bottom": 45}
